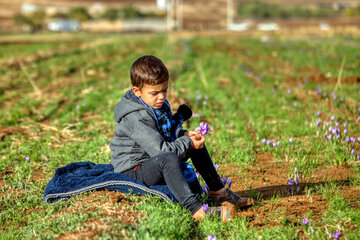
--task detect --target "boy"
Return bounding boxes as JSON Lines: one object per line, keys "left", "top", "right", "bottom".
{"left": 110, "top": 55, "right": 253, "bottom": 220}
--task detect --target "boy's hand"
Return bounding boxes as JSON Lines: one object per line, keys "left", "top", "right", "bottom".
{"left": 189, "top": 132, "right": 205, "bottom": 149}
{"left": 184, "top": 130, "right": 201, "bottom": 137}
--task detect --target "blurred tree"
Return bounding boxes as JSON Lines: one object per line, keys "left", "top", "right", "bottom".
{"left": 13, "top": 11, "right": 46, "bottom": 32}
{"left": 69, "top": 7, "right": 92, "bottom": 21}
{"left": 121, "top": 6, "right": 143, "bottom": 19}
{"left": 101, "top": 8, "right": 119, "bottom": 21}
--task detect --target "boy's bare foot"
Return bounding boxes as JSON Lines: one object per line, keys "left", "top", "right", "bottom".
{"left": 192, "top": 207, "right": 206, "bottom": 220}
{"left": 208, "top": 188, "right": 254, "bottom": 209}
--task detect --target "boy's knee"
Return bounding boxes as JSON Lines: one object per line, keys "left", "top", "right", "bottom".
{"left": 156, "top": 152, "right": 180, "bottom": 168}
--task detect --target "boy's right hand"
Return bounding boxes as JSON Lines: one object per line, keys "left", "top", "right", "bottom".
{"left": 189, "top": 132, "right": 205, "bottom": 149}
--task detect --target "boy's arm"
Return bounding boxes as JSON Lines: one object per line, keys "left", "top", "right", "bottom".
{"left": 126, "top": 111, "right": 193, "bottom": 159}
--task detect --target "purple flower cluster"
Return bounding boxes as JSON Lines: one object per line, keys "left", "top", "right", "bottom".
{"left": 261, "top": 138, "right": 281, "bottom": 149}
{"left": 195, "top": 122, "right": 211, "bottom": 135}
{"left": 288, "top": 167, "right": 300, "bottom": 193}
{"left": 316, "top": 114, "right": 359, "bottom": 160}
{"left": 316, "top": 86, "right": 344, "bottom": 104}
{"left": 221, "top": 177, "right": 232, "bottom": 188}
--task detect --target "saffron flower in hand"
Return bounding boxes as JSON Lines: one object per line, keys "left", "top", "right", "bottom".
{"left": 301, "top": 218, "right": 309, "bottom": 226}
{"left": 195, "top": 122, "right": 210, "bottom": 135}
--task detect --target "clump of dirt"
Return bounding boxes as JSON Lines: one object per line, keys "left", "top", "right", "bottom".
{"left": 239, "top": 194, "right": 327, "bottom": 230}
{"left": 0, "top": 126, "right": 29, "bottom": 140}
{"left": 310, "top": 164, "right": 357, "bottom": 183}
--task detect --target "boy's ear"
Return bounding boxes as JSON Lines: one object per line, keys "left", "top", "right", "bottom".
{"left": 132, "top": 86, "right": 141, "bottom": 97}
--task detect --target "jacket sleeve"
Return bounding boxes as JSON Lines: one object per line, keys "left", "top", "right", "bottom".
{"left": 125, "top": 110, "right": 193, "bottom": 159}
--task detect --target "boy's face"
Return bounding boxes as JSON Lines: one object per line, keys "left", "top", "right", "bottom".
{"left": 132, "top": 81, "right": 168, "bottom": 109}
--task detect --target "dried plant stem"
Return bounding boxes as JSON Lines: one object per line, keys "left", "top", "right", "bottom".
{"left": 333, "top": 56, "right": 346, "bottom": 92}
{"left": 195, "top": 59, "right": 208, "bottom": 87}
{"left": 19, "top": 61, "right": 41, "bottom": 95}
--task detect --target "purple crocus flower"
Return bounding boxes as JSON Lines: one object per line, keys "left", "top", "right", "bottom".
{"left": 25, "top": 156, "right": 30, "bottom": 162}
{"left": 351, "top": 149, "right": 355, "bottom": 155}
{"left": 343, "top": 129, "right": 347, "bottom": 135}
{"left": 332, "top": 231, "right": 341, "bottom": 240}
{"left": 287, "top": 89, "right": 291, "bottom": 94}
{"left": 296, "top": 186, "right": 300, "bottom": 192}
{"left": 288, "top": 180, "right": 293, "bottom": 187}
{"left": 202, "top": 204, "right": 209, "bottom": 213}
{"left": 289, "top": 138, "right": 293, "bottom": 143}
{"left": 221, "top": 177, "right": 228, "bottom": 185}
{"left": 207, "top": 235, "right": 217, "bottom": 240}
{"left": 330, "top": 115, "right": 335, "bottom": 121}
{"left": 267, "top": 140, "right": 272, "bottom": 146}
{"left": 335, "top": 122, "right": 339, "bottom": 127}
{"left": 261, "top": 138, "right": 266, "bottom": 144}
{"left": 202, "top": 187, "right": 208, "bottom": 193}
{"left": 343, "top": 123, "right": 347, "bottom": 128}
{"left": 195, "top": 122, "right": 210, "bottom": 135}
{"left": 295, "top": 178, "right": 299, "bottom": 185}
{"left": 245, "top": 97, "right": 250, "bottom": 102}
{"left": 196, "top": 172, "right": 200, "bottom": 179}
{"left": 317, "top": 121, "right": 321, "bottom": 126}
{"left": 323, "top": 93, "right": 327, "bottom": 98}
{"left": 76, "top": 105, "right": 80, "bottom": 110}
{"left": 358, "top": 137, "right": 360, "bottom": 142}
{"left": 336, "top": 134, "right": 340, "bottom": 139}
{"left": 214, "top": 163, "right": 219, "bottom": 170}
{"left": 327, "top": 134, "right": 332, "bottom": 141}
{"left": 317, "top": 111, "right": 321, "bottom": 116}
{"left": 293, "top": 102, "right": 297, "bottom": 107}
{"left": 332, "top": 129, "right": 337, "bottom": 135}
{"left": 295, "top": 167, "right": 298, "bottom": 174}
{"left": 205, "top": 184, "right": 209, "bottom": 191}
{"left": 276, "top": 141, "right": 280, "bottom": 146}
{"left": 272, "top": 142, "right": 277, "bottom": 148}
{"left": 358, "top": 116, "right": 360, "bottom": 121}
{"left": 326, "top": 122, "right": 329, "bottom": 127}
{"left": 301, "top": 218, "right": 310, "bottom": 226}
{"left": 357, "top": 154, "right": 360, "bottom": 160}
{"left": 350, "top": 137, "right": 355, "bottom": 142}
{"left": 227, "top": 179, "right": 232, "bottom": 188}
{"left": 345, "top": 137, "right": 350, "bottom": 143}
{"left": 82, "top": 103, "right": 87, "bottom": 107}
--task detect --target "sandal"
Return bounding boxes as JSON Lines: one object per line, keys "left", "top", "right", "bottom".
{"left": 208, "top": 188, "right": 254, "bottom": 209}
{"left": 207, "top": 206, "right": 232, "bottom": 223}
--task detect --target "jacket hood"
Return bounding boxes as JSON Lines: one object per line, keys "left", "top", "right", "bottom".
{"left": 114, "top": 89, "right": 148, "bottom": 123}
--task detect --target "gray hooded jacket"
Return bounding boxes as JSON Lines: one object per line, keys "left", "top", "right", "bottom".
{"left": 110, "top": 90, "right": 193, "bottom": 173}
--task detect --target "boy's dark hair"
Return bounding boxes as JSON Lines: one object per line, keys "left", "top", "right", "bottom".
{"left": 130, "top": 55, "right": 169, "bottom": 89}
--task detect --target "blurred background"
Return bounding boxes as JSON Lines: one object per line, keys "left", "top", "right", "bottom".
{"left": 0, "top": 0, "right": 359, "bottom": 35}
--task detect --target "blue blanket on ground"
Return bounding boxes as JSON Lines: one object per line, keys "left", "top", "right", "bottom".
{"left": 44, "top": 161, "right": 177, "bottom": 204}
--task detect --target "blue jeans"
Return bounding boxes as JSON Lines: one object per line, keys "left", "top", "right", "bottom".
{"left": 122, "top": 146, "right": 224, "bottom": 214}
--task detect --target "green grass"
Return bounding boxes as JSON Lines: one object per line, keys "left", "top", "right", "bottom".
{"left": 1, "top": 33, "right": 359, "bottom": 239}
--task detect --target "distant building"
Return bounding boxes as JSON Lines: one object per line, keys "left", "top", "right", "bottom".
{"left": 21, "top": 3, "right": 39, "bottom": 14}
{"left": 47, "top": 19, "right": 80, "bottom": 31}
